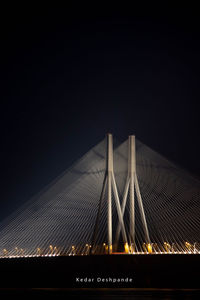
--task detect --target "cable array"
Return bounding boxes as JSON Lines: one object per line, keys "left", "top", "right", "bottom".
{"left": 0, "top": 137, "right": 200, "bottom": 257}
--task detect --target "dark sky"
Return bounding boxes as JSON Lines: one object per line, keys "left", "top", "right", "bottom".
{"left": 1, "top": 8, "right": 200, "bottom": 219}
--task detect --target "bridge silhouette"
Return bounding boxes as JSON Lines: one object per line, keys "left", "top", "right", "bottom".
{"left": 0, "top": 134, "right": 200, "bottom": 258}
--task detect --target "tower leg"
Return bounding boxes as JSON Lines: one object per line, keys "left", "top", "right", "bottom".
{"left": 107, "top": 134, "right": 113, "bottom": 254}
{"left": 129, "top": 174, "right": 135, "bottom": 252}
{"left": 111, "top": 173, "right": 128, "bottom": 246}
{"left": 129, "top": 135, "right": 136, "bottom": 252}
{"left": 134, "top": 173, "right": 150, "bottom": 244}
{"left": 115, "top": 176, "right": 130, "bottom": 245}
{"left": 108, "top": 171, "right": 112, "bottom": 254}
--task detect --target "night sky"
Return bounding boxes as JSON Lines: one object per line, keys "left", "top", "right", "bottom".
{"left": 1, "top": 9, "right": 200, "bottom": 219}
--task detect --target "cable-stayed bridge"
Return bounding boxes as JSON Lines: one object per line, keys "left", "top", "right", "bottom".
{"left": 0, "top": 134, "right": 200, "bottom": 258}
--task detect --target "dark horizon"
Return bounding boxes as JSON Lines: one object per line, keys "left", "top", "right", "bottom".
{"left": 1, "top": 10, "right": 200, "bottom": 220}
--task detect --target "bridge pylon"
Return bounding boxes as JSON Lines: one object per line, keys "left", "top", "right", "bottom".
{"left": 90, "top": 134, "right": 151, "bottom": 255}
{"left": 91, "top": 133, "right": 129, "bottom": 254}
